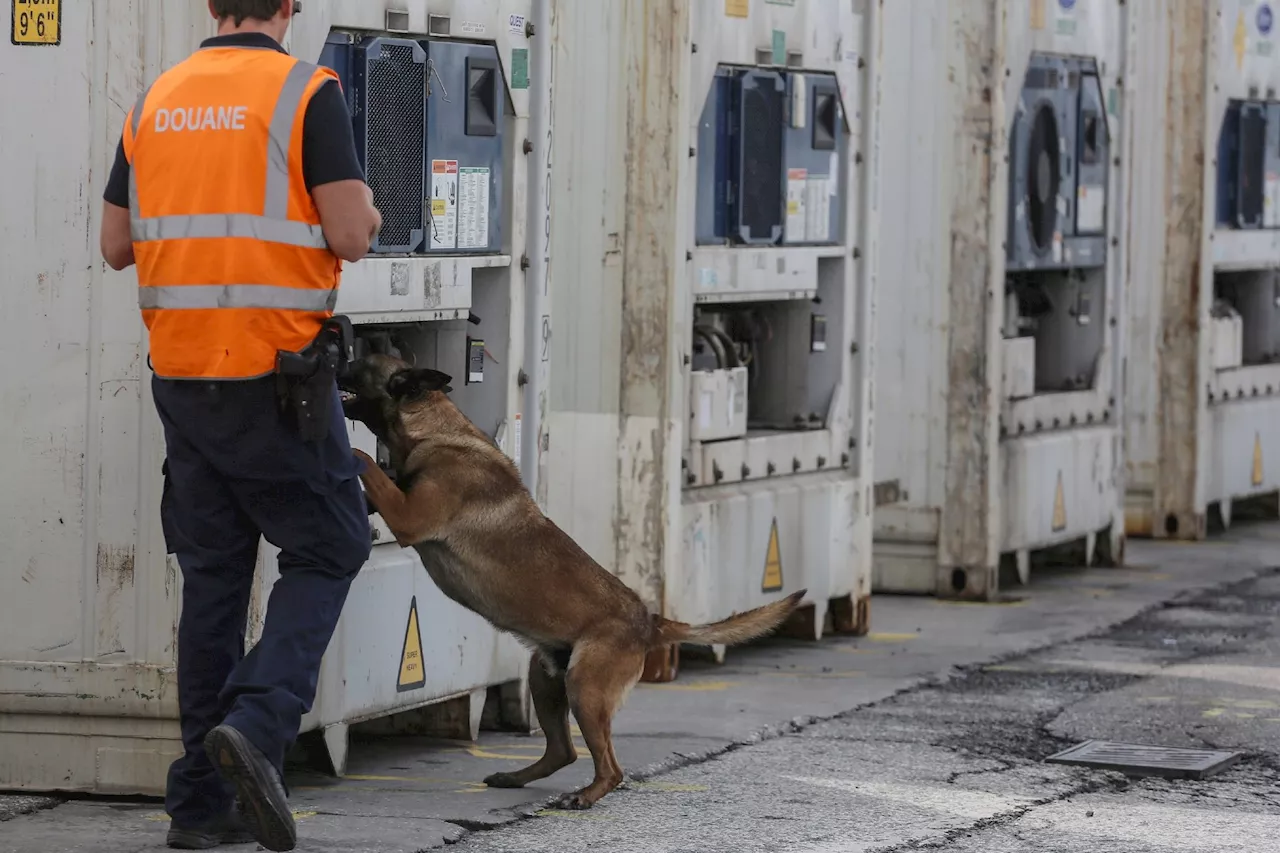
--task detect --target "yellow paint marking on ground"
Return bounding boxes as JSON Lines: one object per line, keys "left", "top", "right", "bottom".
{"left": 463, "top": 744, "right": 592, "bottom": 760}
{"left": 1202, "top": 708, "right": 1226, "bottom": 719}
{"left": 834, "top": 646, "right": 877, "bottom": 654}
{"left": 867, "top": 632, "right": 918, "bottom": 642}
{"left": 642, "top": 679, "right": 737, "bottom": 692}
{"left": 344, "top": 773, "right": 460, "bottom": 784}
{"left": 452, "top": 782, "right": 491, "bottom": 794}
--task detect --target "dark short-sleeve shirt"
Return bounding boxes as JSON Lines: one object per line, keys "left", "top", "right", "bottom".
{"left": 102, "top": 32, "right": 363, "bottom": 208}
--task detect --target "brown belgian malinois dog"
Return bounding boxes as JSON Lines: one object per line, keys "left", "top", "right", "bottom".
{"left": 339, "top": 352, "right": 806, "bottom": 809}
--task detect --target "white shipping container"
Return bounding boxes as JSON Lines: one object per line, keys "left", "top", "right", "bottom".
{"left": 1124, "top": 0, "right": 1280, "bottom": 538}
{"left": 872, "top": 0, "right": 1128, "bottom": 598}
{"left": 0, "top": 0, "right": 549, "bottom": 795}
{"left": 546, "top": 0, "right": 879, "bottom": 676}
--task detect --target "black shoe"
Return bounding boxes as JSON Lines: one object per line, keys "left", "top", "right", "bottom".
{"left": 204, "top": 725, "right": 297, "bottom": 852}
{"left": 166, "top": 807, "right": 255, "bottom": 848}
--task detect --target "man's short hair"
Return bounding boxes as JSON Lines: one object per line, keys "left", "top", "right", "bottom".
{"left": 212, "top": 0, "right": 285, "bottom": 26}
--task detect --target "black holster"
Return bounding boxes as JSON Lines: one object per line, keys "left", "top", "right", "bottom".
{"left": 275, "top": 316, "right": 355, "bottom": 443}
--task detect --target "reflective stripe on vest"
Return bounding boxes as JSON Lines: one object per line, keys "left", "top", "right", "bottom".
{"left": 127, "top": 60, "right": 327, "bottom": 256}
{"left": 138, "top": 283, "right": 338, "bottom": 312}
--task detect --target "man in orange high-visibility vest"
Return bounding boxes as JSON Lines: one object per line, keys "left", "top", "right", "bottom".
{"left": 99, "top": 2, "right": 382, "bottom": 850}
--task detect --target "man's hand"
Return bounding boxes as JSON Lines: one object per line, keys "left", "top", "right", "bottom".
{"left": 314, "top": 179, "right": 383, "bottom": 262}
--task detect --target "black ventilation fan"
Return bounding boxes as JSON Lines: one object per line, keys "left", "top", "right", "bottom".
{"left": 1026, "top": 102, "right": 1061, "bottom": 255}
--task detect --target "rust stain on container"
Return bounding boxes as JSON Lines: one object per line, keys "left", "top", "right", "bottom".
{"left": 1153, "top": 4, "right": 1209, "bottom": 540}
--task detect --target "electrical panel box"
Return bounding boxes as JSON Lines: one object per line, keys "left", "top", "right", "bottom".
{"left": 1001, "top": 336, "right": 1037, "bottom": 400}
{"left": 695, "top": 67, "right": 787, "bottom": 246}
{"left": 1210, "top": 302, "right": 1244, "bottom": 371}
{"left": 318, "top": 32, "right": 505, "bottom": 256}
{"left": 423, "top": 40, "right": 505, "bottom": 254}
{"left": 782, "top": 72, "right": 845, "bottom": 246}
{"left": 1007, "top": 53, "right": 1109, "bottom": 272}
{"left": 689, "top": 367, "right": 749, "bottom": 442}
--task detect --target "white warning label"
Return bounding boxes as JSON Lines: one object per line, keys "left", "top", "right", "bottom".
{"left": 429, "top": 159, "right": 459, "bottom": 250}
{"left": 805, "top": 176, "right": 830, "bottom": 242}
{"left": 786, "top": 168, "right": 808, "bottom": 241}
{"left": 457, "top": 167, "right": 491, "bottom": 251}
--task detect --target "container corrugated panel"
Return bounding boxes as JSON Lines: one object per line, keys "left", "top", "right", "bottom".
{"left": 871, "top": 0, "right": 1128, "bottom": 598}
{"left": 1124, "top": 0, "right": 1280, "bottom": 540}
{"left": 546, "top": 0, "right": 878, "bottom": 666}
{"left": 0, "top": 0, "right": 538, "bottom": 795}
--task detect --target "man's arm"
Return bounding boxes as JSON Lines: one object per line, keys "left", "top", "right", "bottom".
{"left": 303, "top": 80, "right": 382, "bottom": 262}
{"left": 100, "top": 137, "right": 135, "bottom": 271}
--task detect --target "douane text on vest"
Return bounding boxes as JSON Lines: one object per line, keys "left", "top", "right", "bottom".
{"left": 154, "top": 105, "right": 249, "bottom": 133}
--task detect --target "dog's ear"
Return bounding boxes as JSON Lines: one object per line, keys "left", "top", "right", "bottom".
{"left": 386, "top": 368, "right": 454, "bottom": 401}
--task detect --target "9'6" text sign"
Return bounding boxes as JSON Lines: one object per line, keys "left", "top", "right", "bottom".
{"left": 11, "top": 0, "right": 59, "bottom": 46}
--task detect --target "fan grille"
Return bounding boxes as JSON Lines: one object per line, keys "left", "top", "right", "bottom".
{"left": 1026, "top": 102, "right": 1061, "bottom": 254}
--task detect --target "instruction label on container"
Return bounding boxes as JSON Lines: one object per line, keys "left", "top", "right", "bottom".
{"left": 1076, "top": 184, "right": 1105, "bottom": 233}
{"left": 786, "top": 168, "right": 808, "bottom": 240}
{"left": 805, "top": 177, "right": 830, "bottom": 242}
{"left": 429, "top": 159, "right": 459, "bottom": 250}
{"left": 457, "top": 167, "right": 491, "bottom": 250}
{"left": 786, "top": 168, "right": 833, "bottom": 242}
{"left": 1267, "top": 170, "right": 1280, "bottom": 228}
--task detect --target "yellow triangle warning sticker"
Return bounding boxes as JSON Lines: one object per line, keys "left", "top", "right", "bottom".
{"left": 762, "top": 519, "right": 783, "bottom": 593}
{"left": 1051, "top": 471, "right": 1067, "bottom": 532}
{"left": 1253, "top": 432, "right": 1264, "bottom": 487}
{"left": 397, "top": 596, "right": 426, "bottom": 692}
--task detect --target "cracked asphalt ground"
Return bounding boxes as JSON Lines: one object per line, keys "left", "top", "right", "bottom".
{"left": 447, "top": 565, "right": 1280, "bottom": 853}
{"left": 4, "top": 522, "right": 1280, "bottom": 852}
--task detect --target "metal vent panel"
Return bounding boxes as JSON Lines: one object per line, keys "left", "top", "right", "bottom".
{"left": 735, "top": 70, "right": 786, "bottom": 245}
{"left": 1046, "top": 740, "right": 1243, "bottom": 780}
{"left": 356, "top": 37, "right": 427, "bottom": 254}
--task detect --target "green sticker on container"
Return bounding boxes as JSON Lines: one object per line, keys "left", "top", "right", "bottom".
{"left": 771, "top": 29, "right": 785, "bottom": 66}
{"left": 511, "top": 47, "right": 529, "bottom": 90}
{"left": 1107, "top": 86, "right": 1118, "bottom": 117}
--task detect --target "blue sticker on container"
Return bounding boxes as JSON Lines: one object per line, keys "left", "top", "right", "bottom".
{"left": 1058, "top": 0, "right": 1076, "bottom": 9}
{"left": 1259, "top": 3, "right": 1274, "bottom": 35}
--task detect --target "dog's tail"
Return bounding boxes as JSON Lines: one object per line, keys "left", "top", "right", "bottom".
{"left": 650, "top": 590, "right": 806, "bottom": 648}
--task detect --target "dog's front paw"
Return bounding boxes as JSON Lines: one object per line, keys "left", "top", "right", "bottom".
{"left": 550, "top": 791, "right": 594, "bottom": 811}
{"left": 483, "top": 771, "right": 526, "bottom": 789}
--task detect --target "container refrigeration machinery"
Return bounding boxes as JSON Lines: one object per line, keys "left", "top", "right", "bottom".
{"left": 546, "top": 0, "right": 879, "bottom": 680}
{"left": 872, "top": 0, "right": 1128, "bottom": 599}
{"left": 1125, "top": 0, "right": 1280, "bottom": 540}
{"left": 0, "top": 0, "right": 550, "bottom": 795}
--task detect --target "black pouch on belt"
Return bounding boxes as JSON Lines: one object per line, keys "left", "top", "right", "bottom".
{"left": 275, "top": 316, "right": 355, "bottom": 443}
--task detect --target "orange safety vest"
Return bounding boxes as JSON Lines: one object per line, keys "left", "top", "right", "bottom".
{"left": 123, "top": 45, "right": 344, "bottom": 380}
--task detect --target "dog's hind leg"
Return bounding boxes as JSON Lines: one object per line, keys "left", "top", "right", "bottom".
{"left": 483, "top": 652, "right": 576, "bottom": 789}
{"left": 553, "top": 639, "right": 646, "bottom": 810}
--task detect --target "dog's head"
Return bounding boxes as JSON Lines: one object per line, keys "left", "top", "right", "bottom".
{"left": 339, "top": 353, "right": 454, "bottom": 440}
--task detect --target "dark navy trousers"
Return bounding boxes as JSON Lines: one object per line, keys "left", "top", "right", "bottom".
{"left": 152, "top": 375, "right": 371, "bottom": 827}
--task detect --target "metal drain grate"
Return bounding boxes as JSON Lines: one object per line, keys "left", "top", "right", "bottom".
{"left": 1046, "top": 740, "right": 1242, "bottom": 780}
